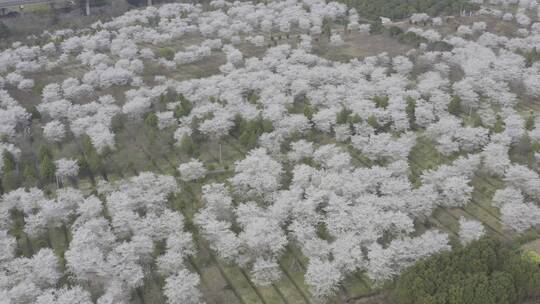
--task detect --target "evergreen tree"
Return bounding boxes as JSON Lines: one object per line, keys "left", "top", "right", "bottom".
{"left": 145, "top": 112, "right": 158, "bottom": 128}
{"left": 239, "top": 130, "right": 258, "bottom": 149}
{"left": 373, "top": 96, "right": 389, "bottom": 109}
{"left": 29, "top": 106, "right": 41, "bottom": 120}
{"left": 81, "top": 136, "right": 103, "bottom": 176}
{"left": 37, "top": 146, "right": 55, "bottom": 181}
{"left": 174, "top": 102, "right": 191, "bottom": 118}
{"left": 367, "top": 115, "right": 381, "bottom": 130}
{"left": 1, "top": 171, "right": 20, "bottom": 192}
{"left": 336, "top": 108, "right": 352, "bottom": 125}
{"left": 2, "top": 151, "right": 16, "bottom": 173}
{"left": 22, "top": 164, "right": 37, "bottom": 186}
{"left": 38, "top": 146, "right": 52, "bottom": 163}
{"left": 525, "top": 111, "right": 535, "bottom": 131}
{"left": 493, "top": 115, "right": 505, "bottom": 133}
{"left": 448, "top": 96, "right": 462, "bottom": 116}
{"left": 179, "top": 135, "right": 198, "bottom": 157}
{"left": 393, "top": 238, "right": 540, "bottom": 304}
{"left": 406, "top": 98, "right": 417, "bottom": 130}
{"left": 303, "top": 104, "right": 315, "bottom": 120}
{"left": 342, "top": 0, "right": 477, "bottom": 20}
{"left": 86, "top": 151, "right": 103, "bottom": 175}
{"left": 0, "top": 21, "right": 10, "bottom": 40}
{"left": 40, "top": 155, "right": 56, "bottom": 181}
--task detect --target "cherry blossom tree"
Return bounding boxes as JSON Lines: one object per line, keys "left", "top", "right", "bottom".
{"left": 3, "top": 1, "right": 539, "bottom": 300}
{"left": 229, "top": 148, "right": 283, "bottom": 199}
{"left": 421, "top": 156, "right": 479, "bottom": 207}
{"left": 236, "top": 209, "right": 287, "bottom": 268}
{"left": 312, "top": 108, "right": 338, "bottom": 132}
{"left": 3, "top": 248, "right": 62, "bottom": 303}
{"left": 432, "top": 17, "right": 443, "bottom": 26}
{"left": 198, "top": 111, "right": 235, "bottom": 139}
{"left": 299, "top": 35, "right": 313, "bottom": 52}
{"left": 0, "top": 229, "right": 16, "bottom": 263}
{"left": 410, "top": 13, "right": 430, "bottom": 24}
{"left": 501, "top": 201, "right": 540, "bottom": 232}
{"left": 472, "top": 22, "right": 487, "bottom": 32}
{"left": 250, "top": 257, "right": 281, "bottom": 287}
{"left": 55, "top": 158, "right": 80, "bottom": 183}
{"left": 492, "top": 187, "right": 524, "bottom": 209}
{"left": 355, "top": 132, "right": 417, "bottom": 162}
{"left": 358, "top": 24, "right": 371, "bottom": 34}
{"left": 35, "top": 286, "right": 93, "bottom": 304}
{"left": 86, "top": 124, "right": 115, "bottom": 153}
{"left": 304, "top": 258, "right": 343, "bottom": 299}
{"left": 524, "top": 73, "right": 540, "bottom": 97}
{"left": 122, "top": 96, "right": 151, "bottom": 118}
{"left": 516, "top": 12, "right": 531, "bottom": 26}
{"left": 504, "top": 165, "right": 540, "bottom": 200}
{"left": 366, "top": 231, "right": 450, "bottom": 284}
{"left": 157, "top": 111, "right": 176, "bottom": 130}
{"left": 43, "top": 120, "right": 66, "bottom": 143}
{"left": 178, "top": 159, "right": 207, "bottom": 182}
{"left": 163, "top": 269, "right": 202, "bottom": 304}
{"left": 330, "top": 33, "right": 344, "bottom": 46}
{"left": 481, "top": 143, "right": 510, "bottom": 176}
{"left": 393, "top": 56, "right": 413, "bottom": 75}
{"left": 42, "top": 83, "right": 63, "bottom": 103}
{"left": 156, "top": 229, "right": 195, "bottom": 276}
{"left": 458, "top": 217, "right": 486, "bottom": 245}
{"left": 0, "top": 143, "right": 21, "bottom": 175}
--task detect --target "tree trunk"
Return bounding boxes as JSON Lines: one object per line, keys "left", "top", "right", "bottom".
{"left": 26, "top": 235, "right": 34, "bottom": 255}
{"left": 45, "top": 231, "right": 53, "bottom": 249}
{"left": 136, "top": 287, "right": 146, "bottom": 304}
{"left": 148, "top": 0, "right": 153, "bottom": 6}
{"left": 85, "top": 0, "right": 90, "bottom": 16}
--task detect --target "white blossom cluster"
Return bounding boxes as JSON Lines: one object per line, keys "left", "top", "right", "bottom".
{"left": 193, "top": 144, "right": 453, "bottom": 298}
{"left": 1, "top": 0, "right": 540, "bottom": 302}
{"left": 0, "top": 90, "right": 31, "bottom": 139}
{"left": 0, "top": 173, "right": 201, "bottom": 304}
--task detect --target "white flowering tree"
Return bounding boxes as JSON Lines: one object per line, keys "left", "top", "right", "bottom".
{"left": 458, "top": 217, "right": 486, "bottom": 245}
{"left": 43, "top": 120, "right": 66, "bottom": 143}
{"left": 178, "top": 159, "right": 207, "bottom": 182}
{"left": 3, "top": 0, "right": 540, "bottom": 301}
{"left": 55, "top": 158, "right": 80, "bottom": 185}
{"left": 229, "top": 148, "right": 283, "bottom": 199}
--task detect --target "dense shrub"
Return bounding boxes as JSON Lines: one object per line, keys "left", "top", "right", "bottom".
{"left": 388, "top": 25, "right": 404, "bottom": 37}
{"left": 397, "top": 31, "right": 429, "bottom": 46}
{"left": 342, "top": 0, "right": 478, "bottom": 19}
{"left": 522, "top": 48, "right": 540, "bottom": 67}
{"left": 157, "top": 47, "right": 175, "bottom": 61}
{"left": 126, "top": 0, "right": 146, "bottom": 7}
{"left": 429, "top": 40, "right": 454, "bottom": 52}
{"left": 0, "top": 21, "right": 10, "bottom": 39}
{"left": 393, "top": 238, "right": 540, "bottom": 304}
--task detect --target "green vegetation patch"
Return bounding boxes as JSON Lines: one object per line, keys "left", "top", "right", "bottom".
{"left": 394, "top": 238, "right": 540, "bottom": 304}
{"left": 341, "top": 0, "right": 479, "bottom": 20}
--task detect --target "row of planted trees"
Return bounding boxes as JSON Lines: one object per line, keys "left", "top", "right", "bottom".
{"left": 0, "top": 134, "right": 105, "bottom": 194}
{"left": 339, "top": 0, "right": 479, "bottom": 20}
{"left": 1, "top": 90, "right": 271, "bottom": 194}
